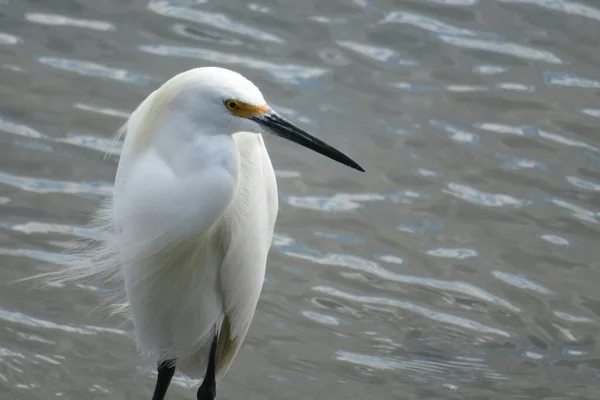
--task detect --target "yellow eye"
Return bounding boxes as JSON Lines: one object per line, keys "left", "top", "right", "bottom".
{"left": 225, "top": 99, "right": 240, "bottom": 111}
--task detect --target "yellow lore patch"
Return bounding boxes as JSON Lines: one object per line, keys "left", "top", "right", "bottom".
{"left": 224, "top": 99, "right": 270, "bottom": 118}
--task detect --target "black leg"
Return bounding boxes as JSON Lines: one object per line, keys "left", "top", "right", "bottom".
{"left": 197, "top": 333, "right": 218, "bottom": 400}
{"left": 152, "top": 359, "right": 176, "bottom": 400}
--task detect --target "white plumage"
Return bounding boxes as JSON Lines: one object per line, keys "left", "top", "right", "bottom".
{"left": 44, "top": 67, "right": 363, "bottom": 399}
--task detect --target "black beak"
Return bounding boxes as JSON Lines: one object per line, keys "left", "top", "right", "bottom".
{"left": 251, "top": 110, "right": 364, "bottom": 172}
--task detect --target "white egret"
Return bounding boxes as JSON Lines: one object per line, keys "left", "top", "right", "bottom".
{"left": 52, "top": 67, "right": 363, "bottom": 400}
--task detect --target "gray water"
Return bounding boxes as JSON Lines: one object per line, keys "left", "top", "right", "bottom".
{"left": 2, "top": 0, "right": 600, "bottom": 399}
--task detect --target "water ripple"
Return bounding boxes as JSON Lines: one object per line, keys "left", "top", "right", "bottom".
{"left": 445, "top": 84, "right": 488, "bottom": 92}
{"left": 547, "top": 197, "right": 599, "bottom": 224}
{"left": 0, "top": 247, "right": 73, "bottom": 265}
{"left": 430, "top": 0, "right": 479, "bottom": 5}
{"left": 0, "top": 116, "right": 46, "bottom": 138}
{"left": 285, "top": 193, "right": 385, "bottom": 212}
{"left": 274, "top": 170, "right": 300, "bottom": 179}
{"left": 426, "top": 248, "right": 478, "bottom": 259}
{"left": 3, "top": 221, "right": 101, "bottom": 240}
{"left": 0, "top": 347, "right": 25, "bottom": 360}
{"left": 380, "top": 9, "right": 561, "bottom": 65}
{"left": 336, "top": 351, "right": 400, "bottom": 372}
{"left": 566, "top": 176, "right": 600, "bottom": 191}
{"left": 397, "top": 220, "right": 443, "bottom": 234}
{"left": 34, "top": 354, "right": 61, "bottom": 365}
{"left": 496, "top": 82, "right": 535, "bottom": 92}
{"left": 247, "top": 3, "right": 275, "bottom": 14}
{"left": 375, "top": 254, "right": 405, "bottom": 265}
{"left": 147, "top": 0, "right": 284, "bottom": 43}
{"left": 443, "top": 182, "right": 530, "bottom": 208}
{"left": 0, "top": 307, "right": 127, "bottom": 337}
{"left": 497, "top": 155, "right": 546, "bottom": 171}
{"left": 538, "top": 129, "right": 600, "bottom": 153}
{"left": 315, "top": 286, "right": 513, "bottom": 337}
{"left": 25, "top": 12, "right": 116, "bottom": 31}
{"left": 544, "top": 72, "right": 600, "bottom": 88}
{"left": 492, "top": 270, "right": 553, "bottom": 295}
{"left": 286, "top": 190, "right": 426, "bottom": 212}
{"left": 430, "top": 120, "right": 481, "bottom": 146}
{"left": 476, "top": 122, "right": 600, "bottom": 152}
{"left": 540, "top": 234, "right": 570, "bottom": 245}
{"left": 172, "top": 23, "right": 243, "bottom": 46}
{"left": 37, "top": 57, "right": 154, "bottom": 86}
{"left": 415, "top": 168, "right": 440, "bottom": 178}
{"left": 139, "top": 45, "right": 326, "bottom": 85}
{"left": 580, "top": 108, "right": 600, "bottom": 118}
{"left": 436, "top": 35, "right": 562, "bottom": 64}
{"left": 381, "top": 11, "right": 488, "bottom": 37}
{"left": 475, "top": 122, "right": 529, "bottom": 136}
{"left": 336, "top": 350, "right": 505, "bottom": 383}
{"left": 495, "top": 0, "right": 600, "bottom": 22}
{"left": 0, "top": 172, "right": 112, "bottom": 196}
{"left": 272, "top": 232, "right": 295, "bottom": 247}
{"left": 73, "top": 103, "right": 130, "bottom": 119}
{"left": 314, "top": 231, "right": 364, "bottom": 245}
{"left": 0, "top": 32, "right": 22, "bottom": 45}
{"left": 309, "top": 15, "right": 346, "bottom": 24}
{"left": 562, "top": 348, "right": 586, "bottom": 356}
{"left": 57, "top": 133, "right": 122, "bottom": 155}
{"left": 473, "top": 65, "right": 506, "bottom": 74}
{"left": 15, "top": 332, "right": 56, "bottom": 345}
{"left": 301, "top": 310, "right": 343, "bottom": 326}
{"left": 275, "top": 236, "right": 520, "bottom": 312}
{"left": 553, "top": 311, "right": 594, "bottom": 323}
{"left": 336, "top": 40, "right": 418, "bottom": 66}
{"left": 391, "top": 81, "right": 438, "bottom": 92}
{"left": 523, "top": 350, "right": 544, "bottom": 359}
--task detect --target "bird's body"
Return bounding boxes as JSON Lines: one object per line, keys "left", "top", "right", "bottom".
{"left": 47, "top": 67, "right": 362, "bottom": 399}
{"left": 118, "top": 132, "right": 277, "bottom": 380}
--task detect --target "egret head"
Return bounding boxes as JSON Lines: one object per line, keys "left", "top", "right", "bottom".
{"left": 163, "top": 67, "right": 364, "bottom": 172}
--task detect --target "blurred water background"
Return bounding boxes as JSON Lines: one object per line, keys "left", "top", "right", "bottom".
{"left": 1, "top": 0, "right": 600, "bottom": 399}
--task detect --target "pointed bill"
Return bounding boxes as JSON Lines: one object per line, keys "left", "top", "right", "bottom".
{"left": 251, "top": 110, "right": 364, "bottom": 172}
